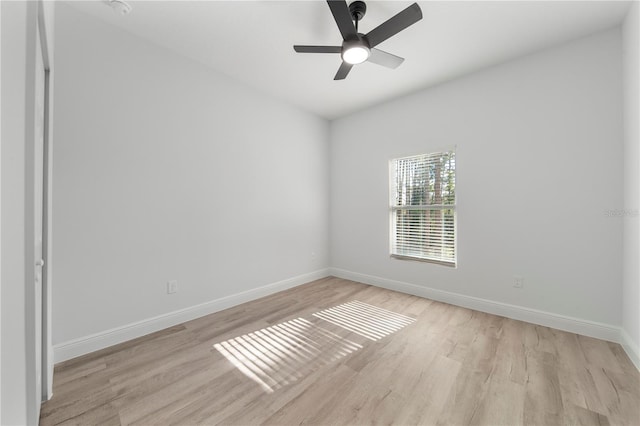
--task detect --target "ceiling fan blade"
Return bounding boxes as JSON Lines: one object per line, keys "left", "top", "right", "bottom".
{"left": 368, "top": 48, "right": 404, "bottom": 69}
{"left": 334, "top": 62, "right": 353, "bottom": 80}
{"left": 327, "top": 0, "right": 358, "bottom": 41}
{"left": 294, "top": 45, "right": 342, "bottom": 54}
{"left": 364, "top": 3, "right": 422, "bottom": 48}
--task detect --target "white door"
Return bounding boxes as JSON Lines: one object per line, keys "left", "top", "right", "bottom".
{"left": 33, "top": 21, "right": 46, "bottom": 415}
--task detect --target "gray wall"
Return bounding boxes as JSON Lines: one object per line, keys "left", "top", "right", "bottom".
{"left": 1, "top": 2, "right": 32, "bottom": 422}
{"left": 52, "top": 4, "right": 330, "bottom": 345}
{"left": 330, "top": 29, "right": 624, "bottom": 327}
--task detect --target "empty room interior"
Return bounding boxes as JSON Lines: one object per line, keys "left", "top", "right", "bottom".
{"left": 1, "top": 0, "right": 640, "bottom": 424}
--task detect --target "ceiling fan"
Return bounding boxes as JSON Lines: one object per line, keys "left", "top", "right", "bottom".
{"left": 293, "top": 0, "right": 423, "bottom": 80}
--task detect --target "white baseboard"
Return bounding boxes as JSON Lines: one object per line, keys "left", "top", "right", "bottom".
{"left": 55, "top": 267, "right": 639, "bottom": 372}
{"left": 329, "top": 267, "right": 622, "bottom": 343}
{"left": 54, "top": 269, "right": 330, "bottom": 363}
{"left": 620, "top": 328, "right": 640, "bottom": 371}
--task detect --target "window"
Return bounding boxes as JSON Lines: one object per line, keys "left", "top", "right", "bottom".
{"left": 390, "top": 150, "right": 456, "bottom": 266}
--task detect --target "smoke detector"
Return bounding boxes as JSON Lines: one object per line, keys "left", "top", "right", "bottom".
{"left": 109, "top": 0, "right": 132, "bottom": 15}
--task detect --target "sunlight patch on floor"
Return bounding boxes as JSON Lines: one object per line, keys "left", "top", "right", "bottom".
{"left": 214, "top": 301, "right": 415, "bottom": 392}
{"left": 312, "top": 300, "right": 416, "bottom": 341}
{"left": 214, "top": 317, "right": 362, "bottom": 393}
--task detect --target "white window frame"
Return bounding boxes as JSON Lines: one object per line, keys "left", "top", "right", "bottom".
{"left": 389, "top": 150, "right": 457, "bottom": 267}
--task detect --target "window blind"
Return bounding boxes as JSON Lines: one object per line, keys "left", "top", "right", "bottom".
{"left": 390, "top": 151, "right": 456, "bottom": 266}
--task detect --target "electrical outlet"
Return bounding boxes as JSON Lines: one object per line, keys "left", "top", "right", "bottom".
{"left": 167, "top": 280, "right": 178, "bottom": 294}
{"left": 513, "top": 276, "right": 524, "bottom": 289}
{"left": 311, "top": 252, "right": 316, "bottom": 261}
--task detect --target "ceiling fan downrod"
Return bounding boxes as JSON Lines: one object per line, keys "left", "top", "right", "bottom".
{"left": 349, "top": 1, "right": 367, "bottom": 32}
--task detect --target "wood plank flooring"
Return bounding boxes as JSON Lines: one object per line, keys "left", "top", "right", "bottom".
{"left": 40, "top": 277, "right": 640, "bottom": 425}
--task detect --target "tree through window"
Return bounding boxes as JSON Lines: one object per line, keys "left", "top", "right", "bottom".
{"left": 390, "top": 151, "right": 456, "bottom": 266}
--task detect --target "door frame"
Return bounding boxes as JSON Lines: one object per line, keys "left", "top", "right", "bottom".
{"left": 37, "top": 0, "right": 54, "bottom": 403}
{"left": 23, "top": 0, "right": 40, "bottom": 421}
{"left": 25, "top": 2, "right": 53, "bottom": 423}
{"left": 0, "top": 1, "right": 53, "bottom": 422}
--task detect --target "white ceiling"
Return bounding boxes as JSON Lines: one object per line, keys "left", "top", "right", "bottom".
{"left": 67, "top": 0, "right": 631, "bottom": 119}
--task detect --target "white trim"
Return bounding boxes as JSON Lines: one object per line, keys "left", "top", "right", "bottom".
{"left": 54, "top": 267, "right": 639, "bottom": 373}
{"left": 38, "top": 0, "right": 55, "bottom": 401}
{"left": 54, "top": 269, "right": 330, "bottom": 363}
{"left": 329, "top": 267, "right": 621, "bottom": 343}
{"left": 620, "top": 328, "right": 640, "bottom": 371}
{"left": 0, "top": 3, "right": 3, "bottom": 420}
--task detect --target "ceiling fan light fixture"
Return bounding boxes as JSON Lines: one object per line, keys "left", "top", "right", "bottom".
{"left": 342, "top": 42, "right": 370, "bottom": 65}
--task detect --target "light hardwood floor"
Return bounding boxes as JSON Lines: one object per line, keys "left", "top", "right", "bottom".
{"left": 41, "top": 277, "right": 640, "bottom": 425}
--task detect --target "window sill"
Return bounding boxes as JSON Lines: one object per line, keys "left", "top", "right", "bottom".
{"left": 390, "top": 254, "right": 456, "bottom": 268}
